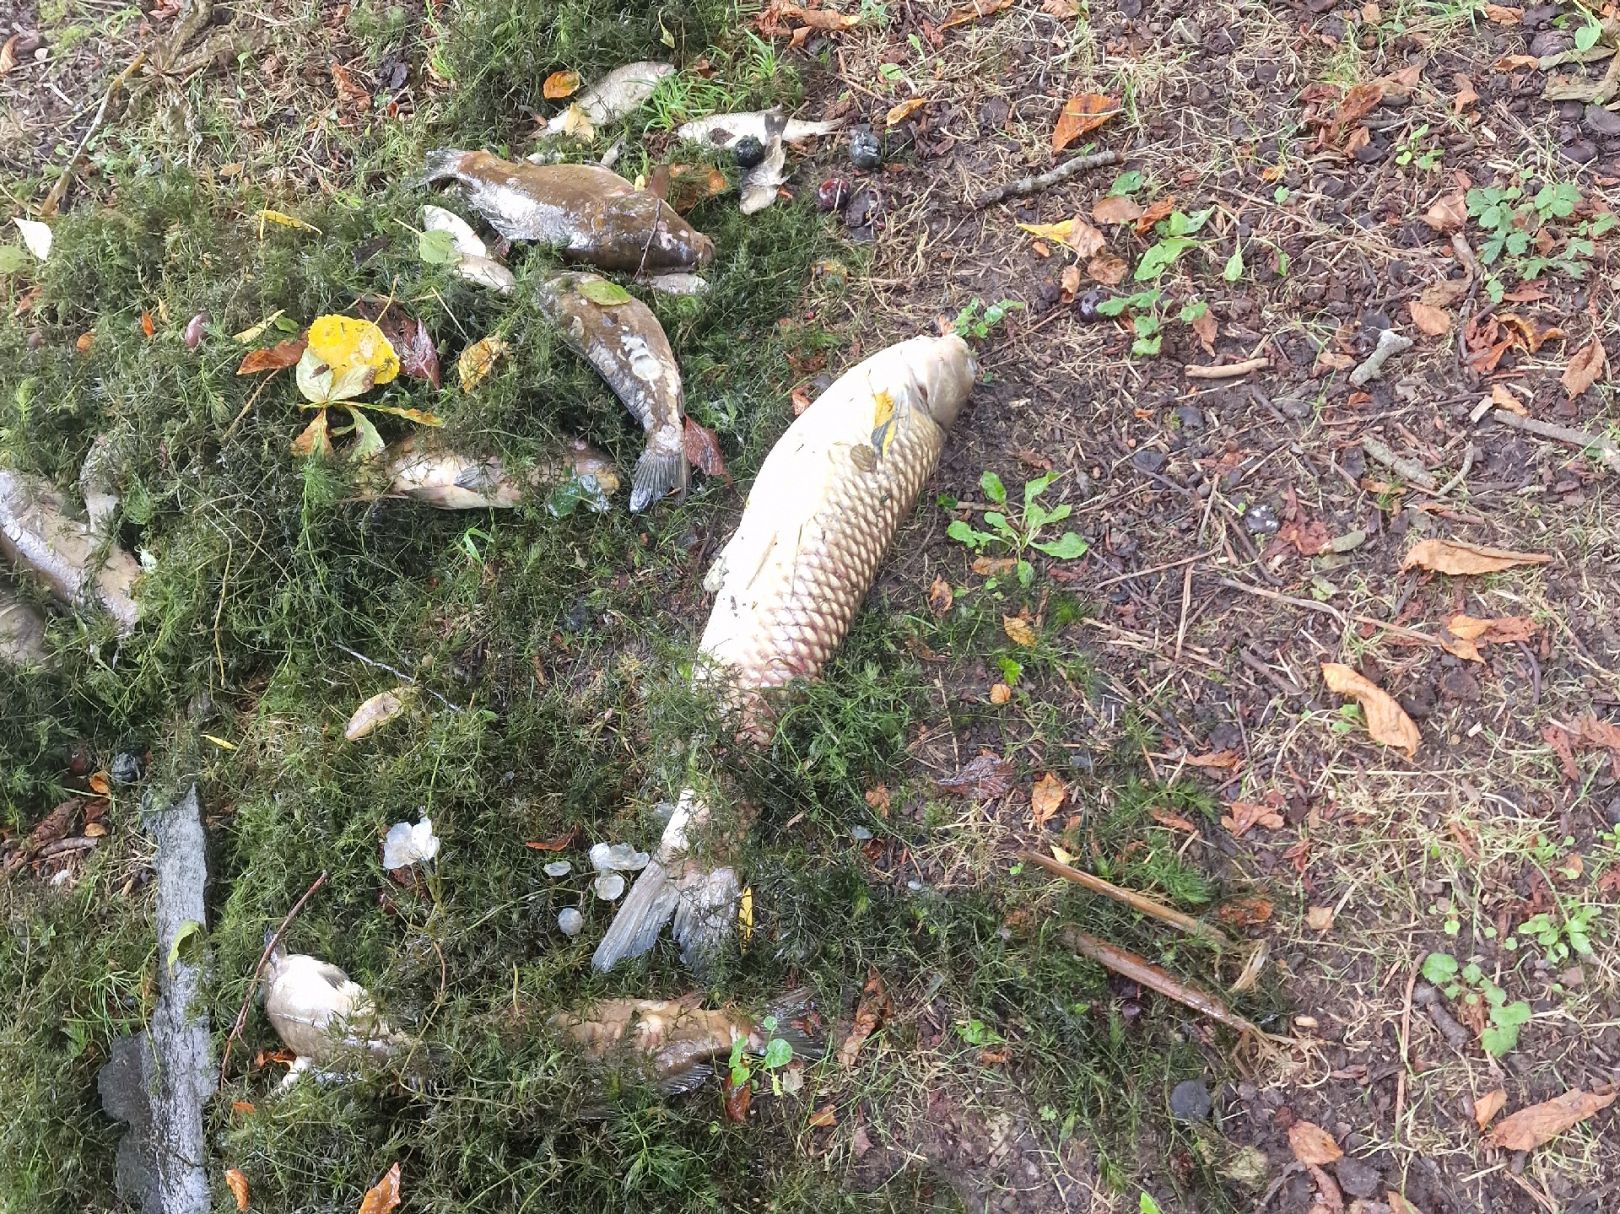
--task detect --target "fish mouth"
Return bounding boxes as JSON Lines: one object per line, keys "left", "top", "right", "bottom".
{"left": 690, "top": 233, "right": 716, "bottom": 267}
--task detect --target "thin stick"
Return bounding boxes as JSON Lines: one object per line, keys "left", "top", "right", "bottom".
{"left": 1019, "top": 850, "right": 1237, "bottom": 948}
{"left": 219, "top": 870, "right": 327, "bottom": 1083}
{"left": 1213, "top": 575, "right": 1440, "bottom": 647}
{"left": 40, "top": 50, "right": 148, "bottom": 216}
{"left": 1088, "top": 548, "right": 1216, "bottom": 589}
{"left": 1361, "top": 436, "right": 1437, "bottom": 490}
{"left": 1060, "top": 929, "right": 1286, "bottom": 1051}
{"left": 1491, "top": 408, "right": 1620, "bottom": 473}
{"left": 1183, "top": 356, "right": 1269, "bottom": 380}
{"left": 334, "top": 643, "right": 464, "bottom": 713}
{"left": 972, "top": 149, "right": 1125, "bottom": 209}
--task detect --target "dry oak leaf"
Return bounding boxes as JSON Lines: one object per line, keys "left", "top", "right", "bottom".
{"left": 1401, "top": 539, "right": 1551, "bottom": 576}
{"left": 1562, "top": 338, "right": 1607, "bottom": 398}
{"left": 1051, "top": 92, "right": 1119, "bottom": 153}
{"left": 1091, "top": 194, "right": 1143, "bottom": 225}
{"left": 1486, "top": 1086, "right": 1616, "bottom": 1152}
{"left": 1408, "top": 301, "right": 1453, "bottom": 337}
{"left": 357, "top": 1163, "right": 402, "bottom": 1214}
{"left": 1029, "top": 772, "right": 1068, "bottom": 829}
{"left": 1474, "top": 1088, "right": 1508, "bottom": 1130}
{"left": 1321, "top": 662, "right": 1420, "bottom": 758}
{"left": 1287, "top": 1120, "right": 1344, "bottom": 1165}
{"left": 225, "top": 1167, "right": 250, "bottom": 1211}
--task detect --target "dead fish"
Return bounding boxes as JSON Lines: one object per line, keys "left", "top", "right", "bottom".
{"left": 536, "top": 272, "right": 688, "bottom": 512}
{"left": 78, "top": 432, "right": 129, "bottom": 537}
{"left": 421, "top": 204, "right": 517, "bottom": 295}
{"left": 675, "top": 107, "right": 846, "bottom": 149}
{"left": 593, "top": 335, "right": 978, "bottom": 970}
{"left": 547, "top": 61, "right": 675, "bottom": 138}
{"left": 636, "top": 272, "right": 709, "bottom": 297}
{"left": 262, "top": 936, "right": 414, "bottom": 1087}
{"left": 422, "top": 150, "right": 714, "bottom": 273}
{"left": 550, "top": 987, "right": 822, "bottom": 1099}
{"left": 740, "top": 114, "right": 788, "bottom": 216}
{"left": 0, "top": 468, "right": 140, "bottom": 633}
{"left": 377, "top": 434, "right": 620, "bottom": 511}
{"left": 0, "top": 581, "right": 50, "bottom": 667}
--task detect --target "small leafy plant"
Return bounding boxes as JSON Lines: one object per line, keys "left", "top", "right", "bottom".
{"left": 1097, "top": 288, "right": 1165, "bottom": 357}
{"left": 1134, "top": 207, "right": 1213, "bottom": 282}
{"left": 1465, "top": 178, "right": 1614, "bottom": 303}
{"left": 945, "top": 470, "right": 1088, "bottom": 587}
{"left": 1394, "top": 122, "right": 1441, "bottom": 170}
{"left": 1516, "top": 904, "right": 1598, "bottom": 964}
{"left": 726, "top": 1016, "right": 797, "bottom": 1096}
{"left": 1421, "top": 953, "right": 1533, "bottom": 1057}
{"left": 953, "top": 298, "right": 1025, "bottom": 340}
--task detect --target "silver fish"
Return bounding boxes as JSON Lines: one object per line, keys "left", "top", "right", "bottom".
{"left": 593, "top": 334, "right": 978, "bottom": 970}
{"left": 546, "top": 61, "right": 675, "bottom": 137}
{"left": 636, "top": 272, "right": 709, "bottom": 297}
{"left": 421, "top": 204, "right": 517, "bottom": 294}
{"left": 262, "top": 938, "right": 413, "bottom": 1088}
{"left": 0, "top": 468, "right": 140, "bottom": 633}
{"left": 739, "top": 119, "right": 788, "bottom": 216}
{"left": 377, "top": 434, "right": 620, "bottom": 511}
{"left": 536, "top": 271, "right": 688, "bottom": 512}
{"left": 0, "top": 581, "right": 50, "bottom": 668}
{"left": 675, "top": 107, "right": 846, "bottom": 149}
{"left": 422, "top": 150, "right": 714, "bottom": 273}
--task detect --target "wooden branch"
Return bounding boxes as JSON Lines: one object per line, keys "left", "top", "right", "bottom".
{"left": 1491, "top": 408, "right": 1620, "bottom": 474}
{"left": 1184, "top": 356, "right": 1269, "bottom": 380}
{"left": 1019, "top": 849, "right": 1237, "bottom": 949}
{"left": 972, "top": 149, "right": 1125, "bottom": 209}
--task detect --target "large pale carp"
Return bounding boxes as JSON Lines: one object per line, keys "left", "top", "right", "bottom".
{"left": 536, "top": 271, "right": 689, "bottom": 512}
{"left": 261, "top": 937, "right": 414, "bottom": 1088}
{"left": 593, "top": 334, "right": 977, "bottom": 970}
{"left": 375, "top": 434, "right": 620, "bottom": 511}
{"left": 421, "top": 150, "right": 714, "bottom": 273}
{"left": 675, "top": 108, "right": 846, "bottom": 149}
{"left": 0, "top": 468, "right": 140, "bottom": 634}
{"left": 546, "top": 61, "right": 674, "bottom": 138}
{"left": 550, "top": 988, "right": 822, "bottom": 1100}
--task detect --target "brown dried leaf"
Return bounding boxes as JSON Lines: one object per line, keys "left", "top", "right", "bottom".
{"left": 1421, "top": 192, "right": 1467, "bottom": 233}
{"left": 28, "top": 798, "right": 82, "bottom": 850}
{"left": 1387, "top": 1194, "right": 1428, "bottom": 1214}
{"left": 1002, "top": 614, "right": 1037, "bottom": 647}
{"left": 1041, "top": 0, "right": 1080, "bottom": 14}
{"left": 937, "top": 753, "right": 1016, "bottom": 799}
{"left": 1029, "top": 772, "right": 1067, "bottom": 829}
{"left": 1059, "top": 264, "right": 1081, "bottom": 300}
{"left": 1409, "top": 301, "right": 1453, "bottom": 337}
{"left": 791, "top": 385, "right": 814, "bottom": 416}
{"left": 290, "top": 409, "right": 331, "bottom": 458}
{"left": 1051, "top": 93, "right": 1119, "bottom": 153}
{"left": 776, "top": 3, "right": 860, "bottom": 32}
{"left": 1321, "top": 662, "right": 1421, "bottom": 757}
{"left": 807, "top": 1103, "right": 837, "bottom": 1128}
{"left": 1482, "top": 4, "right": 1524, "bottom": 22}
{"left": 330, "top": 62, "right": 372, "bottom": 113}
{"left": 722, "top": 1072, "right": 753, "bottom": 1121}
{"left": 1453, "top": 73, "right": 1479, "bottom": 113}
{"left": 972, "top": 555, "right": 1016, "bottom": 576}
{"left": 225, "top": 1167, "right": 250, "bottom": 1211}
{"left": 864, "top": 785, "right": 890, "bottom": 814}
{"left": 1215, "top": 894, "right": 1273, "bottom": 926}
{"left": 683, "top": 416, "right": 730, "bottom": 481}
{"left": 1306, "top": 905, "right": 1335, "bottom": 932}
{"left": 1091, "top": 194, "right": 1143, "bottom": 225}
{"left": 885, "top": 97, "right": 926, "bottom": 126}
{"left": 1401, "top": 539, "right": 1551, "bottom": 576}
{"left": 837, "top": 970, "right": 890, "bottom": 1067}
{"left": 357, "top": 1163, "right": 401, "bottom": 1214}
{"left": 1288, "top": 1120, "right": 1344, "bottom": 1165}
{"left": 1543, "top": 724, "right": 1580, "bottom": 782}
{"left": 1185, "top": 750, "right": 1241, "bottom": 770}
{"left": 1474, "top": 1088, "right": 1508, "bottom": 1130}
{"left": 927, "top": 576, "right": 953, "bottom": 618}
{"left": 524, "top": 826, "right": 580, "bottom": 852}
{"left": 0, "top": 34, "right": 17, "bottom": 78}
{"left": 664, "top": 163, "right": 730, "bottom": 213}
{"left": 1150, "top": 807, "right": 1197, "bottom": 833}
{"left": 1133, "top": 197, "right": 1174, "bottom": 236}
{"left": 356, "top": 299, "right": 440, "bottom": 388}
{"left": 543, "top": 69, "right": 581, "bottom": 99}
{"left": 1220, "top": 800, "right": 1284, "bottom": 837}
{"left": 940, "top": 0, "right": 1014, "bottom": 31}
{"left": 1086, "top": 250, "right": 1128, "bottom": 286}
{"left": 1190, "top": 307, "right": 1217, "bottom": 354}
{"left": 1561, "top": 338, "right": 1607, "bottom": 398}
{"left": 140, "top": 310, "right": 155, "bottom": 338}
{"left": 1574, "top": 713, "right": 1620, "bottom": 752}
{"left": 236, "top": 338, "right": 308, "bottom": 375}
{"left": 989, "top": 682, "right": 1012, "bottom": 704}
{"left": 1486, "top": 1087, "right": 1616, "bottom": 1151}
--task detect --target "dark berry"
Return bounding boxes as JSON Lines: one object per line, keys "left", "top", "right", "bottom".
{"left": 733, "top": 136, "right": 766, "bottom": 169}
{"left": 817, "top": 177, "right": 851, "bottom": 211}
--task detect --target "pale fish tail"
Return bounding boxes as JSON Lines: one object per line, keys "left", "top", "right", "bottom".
{"left": 629, "top": 431, "right": 689, "bottom": 513}
{"left": 592, "top": 790, "right": 738, "bottom": 971}
{"left": 762, "top": 987, "right": 825, "bottom": 1063}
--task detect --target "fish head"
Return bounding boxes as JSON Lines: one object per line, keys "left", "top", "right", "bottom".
{"left": 908, "top": 334, "right": 979, "bottom": 431}
{"left": 565, "top": 438, "right": 621, "bottom": 496}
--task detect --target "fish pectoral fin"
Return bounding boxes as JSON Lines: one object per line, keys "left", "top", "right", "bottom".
{"left": 656, "top": 1060, "right": 716, "bottom": 1098}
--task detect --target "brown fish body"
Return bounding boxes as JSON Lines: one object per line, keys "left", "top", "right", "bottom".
{"left": 422, "top": 150, "right": 714, "bottom": 273}
{"left": 0, "top": 468, "right": 140, "bottom": 633}
{"left": 537, "top": 271, "right": 688, "bottom": 511}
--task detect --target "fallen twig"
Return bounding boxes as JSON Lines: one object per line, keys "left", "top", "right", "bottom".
{"left": 1361, "top": 436, "right": 1437, "bottom": 490}
{"left": 219, "top": 870, "right": 327, "bottom": 1084}
{"left": 1214, "top": 575, "right": 1440, "bottom": 647}
{"left": 1491, "top": 408, "right": 1620, "bottom": 474}
{"left": 972, "top": 149, "right": 1125, "bottom": 209}
{"left": 1060, "top": 929, "right": 1287, "bottom": 1053}
{"left": 1183, "top": 356, "right": 1269, "bottom": 380}
{"left": 1348, "top": 328, "right": 1414, "bottom": 387}
{"left": 1018, "top": 849, "right": 1237, "bottom": 949}
{"left": 40, "top": 50, "right": 148, "bottom": 216}
{"left": 334, "top": 643, "right": 464, "bottom": 713}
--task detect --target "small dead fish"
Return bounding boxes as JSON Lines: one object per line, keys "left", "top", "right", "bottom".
{"left": 675, "top": 107, "right": 846, "bottom": 149}
{"left": 78, "top": 432, "right": 130, "bottom": 537}
{"left": 595, "top": 336, "right": 978, "bottom": 971}
{"left": 262, "top": 938, "right": 414, "bottom": 1087}
{"left": 550, "top": 988, "right": 822, "bottom": 1099}
{"left": 0, "top": 581, "right": 50, "bottom": 668}
{"left": 0, "top": 468, "right": 140, "bottom": 633}
{"left": 422, "top": 150, "right": 714, "bottom": 273}
{"left": 547, "top": 61, "right": 675, "bottom": 138}
{"left": 536, "top": 272, "right": 687, "bottom": 512}
{"left": 740, "top": 133, "right": 788, "bottom": 216}
{"left": 377, "top": 434, "right": 620, "bottom": 511}
{"left": 636, "top": 272, "right": 709, "bottom": 297}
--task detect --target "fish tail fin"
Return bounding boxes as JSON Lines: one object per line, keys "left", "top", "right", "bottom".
{"left": 419, "top": 148, "right": 468, "bottom": 187}
{"left": 763, "top": 987, "right": 826, "bottom": 1062}
{"left": 670, "top": 863, "right": 740, "bottom": 971}
{"left": 629, "top": 440, "right": 689, "bottom": 513}
{"left": 592, "top": 857, "right": 680, "bottom": 971}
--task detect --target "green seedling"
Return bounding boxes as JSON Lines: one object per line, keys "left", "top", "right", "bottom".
{"left": 1134, "top": 207, "right": 1213, "bottom": 282}
{"left": 727, "top": 1015, "right": 797, "bottom": 1096}
{"left": 1096, "top": 288, "right": 1164, "bottom": 357}
{"left": 1420, "top": 953, "right": 1532, "bottom": 1057}
{"left": 953, "top": 298, "right": 1025, "bottom": 340}
{"left": 1394, "top": 123, "right": 1441, "bottom": 170}
{"left": 1465, "top": 177, "right": 1613, "bottom": 303}
{"left": 945, "top": 470, "right": 1087, "bottom": 587}
{"left": 1517, "top": 904, "right": 1598, "bottom": 965}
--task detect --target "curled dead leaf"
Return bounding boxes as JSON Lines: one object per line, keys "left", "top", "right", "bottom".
{"left": 1561, "top": 338, "right": 1607, "bottom": 398}
{"left": 837, "top": 970, "right": 891, "bottom": 1067}
{"left": 1453, "top": 73, "right": 1479, "bottom": 113}
{"left": 1486, "top": 1086, "right": 1616, "bottom": 1152}
{"left": 927, "top": 575, "right": 953, "bottom": 618}
{"left": 1321, "top": 662, "right": 1420, "bottom": 758}
{"left": 1215, "top": 894, "right": 1273, "bottom": 926}
{"left": 1421, "top": 192, "right": 1467, "bottom": 233}
{"left": 543, "top": 69, "right": 581, "bottom": 99}
{"left": 236, "top": 338, "right": 308, "bottom": 375}
{"left": 1408, "top": 301, "right": 1453, "bottom": 337}
{"left": 1220, "top": 800, "right": 1284, "bottom": 837}
{"left": 1401, "top": 539, "right": 1551, "bottom": 576}
{"left": 722, "top": 1072, "right": 753, "bottom": 1121}
{"left": 1051, "top": 92, "right": 1119, "bottom": 153}
{"left": 807, "top": 1103, "right": 837, "bottom": 1128}
{"left": 940, "top": 0, "right": 1015, "bottom": 31}
{"left": 683, "top": 416, "right": 730, "bottom": 481}
{"left": 357, "top": 1162, "right": 402, "bottom": 1214}
{"left": 1287, "top": 1120, "right": 1344, "bottom": 1166}
{"left": 1474, "top": 1088, "right": 1508, "bottom": 1130}
{"left": 1086, "top": 250, "right": 1128, "bottom": 285}
{"left": 457, "top": 335, "right": 507, "bottom": 392}
{"left": 1029, "top": 772, "right": 1067, "bottom": 829}
{"left": 1002, "top": 614, "right": 1037, "bottom": 647}
{"left": 989, "top": 682, "right": 1012, "bottom": 705}
{"left": 344, "top": 687, "right": 415, "bottom": 742}
{"left": 937, "top": 753, "right": 1015, "bottom": 799}
{"left": 1132, "top": 196, "right": 1174, "bottom": 236}
{"left": 1091, "top": 194, "right": 1143, "bottom": 225}
{"left": 885, "top": 97, "right": 926, "bottom": 126}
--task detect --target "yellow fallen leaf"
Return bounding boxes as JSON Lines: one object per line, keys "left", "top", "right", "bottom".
{"left": 202, "top": 734, "right": 238, "bottom": 750}
{"left": 225, "top": 1166, "right": 250, "bottom": 1211}
{"left": 886, "top": 97, "right": 926, "bottom": 126}
{"left": 1029, "top": 772, "right": 1067, "bottom": 828}
{"left": 233, "top": 309, "right": 287, "bottom": 344}
{"left": 296, "top": 315, "right": 400, "bottom": 405}
{"left": 458, "top": 335, "right": 508, "bottom": 392}
{"left": 1400, "top": 539, "right": 1551, "bottom": 576}
{"left": 1050, "top": 844, "right": 1075, "bottom": 864}
{"left": 737, "top": 885, "right": 753, "bottom": 947}
{"left": 344, "top": 687, "right": 415, "bottom": 741}
{"left": 1015, "top": 215, "right": 1105, "bottom": 258}
{"left": 255, "top": 208, "right": 321, "bottom": 236}
{"left": 1321, "top": 662, "right": 1420, "bottom": 757}
{"left": 1002, "top": 614, "right": 1037, "bottom": 647}
{"left": 543, "top": 69, "right": 580, "bottom": 99}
